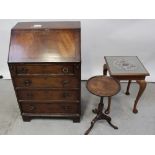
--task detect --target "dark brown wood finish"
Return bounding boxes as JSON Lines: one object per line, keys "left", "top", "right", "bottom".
{"left": 17, "top": 89, "right": 80, "bottom": 101}
{"left": 20, "top": 102, "right": 79, "bottom": 114}
{"left": 14, "top": 76, "right": 80, "bottom": 88}
{"left": 85, "top": 76, "right": 120, "bottom": 135}
{"left": 86, "top": 76, "right": 120, "bottom": 97}
{"left": 8, "top": 21, "right": 81, "bottom": 122}
{"left": 8, "top": 22, "right": 80, "bottom": 63}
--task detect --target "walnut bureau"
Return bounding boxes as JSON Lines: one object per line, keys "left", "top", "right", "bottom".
{"left": 8, "top": 21, "right": 81, "bottom": 122}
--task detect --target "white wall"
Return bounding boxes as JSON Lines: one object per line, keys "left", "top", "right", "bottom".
{"left": 0, "top": 19, "right": 155, "bottom": 81}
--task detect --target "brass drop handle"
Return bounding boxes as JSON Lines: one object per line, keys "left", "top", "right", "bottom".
{"left": 10, "top": 65, "right": 13, "bottom": 70}
{"left": 63, "top": 92, "right": 70, "bottom": 98}
{"left": 28, "top": 105, "right": 35, "bottom": 111}
{"left": 18, "top": 67, "right": 28, "bottom": 74}
{"left": 62, "top": 67, "right": 69, "bottom": 74}
{"left": 26, "top": 93, "right": 33, "bottom": 98}
{"left": 24, "top": 104, "right": 35, "bottom": 111}
{"left": 24, "top": 80, "right": 32, "bottom": 87}
{"left": 75, "top": 64, "right": 80, "bottom": 69}
{"left": 62, "top": 80, "right": 69, "bottom": 87}
{"left": 62, "top": 105, "right": 71, "bottom": 111}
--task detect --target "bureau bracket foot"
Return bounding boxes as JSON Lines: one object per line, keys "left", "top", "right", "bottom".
{"left": 22, "top": 116, "right": 32, "bottom": 122}
{"left": 73, "top": 117, "right": 80, "bottom": 123}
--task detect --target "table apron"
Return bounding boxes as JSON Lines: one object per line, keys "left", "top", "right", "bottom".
{"left": 111, "top": 76, "right": 146, "bottom": 80}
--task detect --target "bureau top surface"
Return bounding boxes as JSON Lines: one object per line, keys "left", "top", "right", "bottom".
{"left": 13, "top": 21, "right": 81, "bottom": 30}
{"left": 8, "top": 21, "right": 81, "bottom": 63}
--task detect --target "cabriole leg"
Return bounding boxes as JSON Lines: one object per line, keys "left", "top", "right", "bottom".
{"left": 133, "top": 80, "right": 147, "bottom": 113}
{"left": 22, "top": 116, "right": 32, "bottom": 122}
{"left": 103, "top": 64, "right": 108, "bottom": 75}
{"left": 125, "top": 80, "right": 131, "bottom": 95}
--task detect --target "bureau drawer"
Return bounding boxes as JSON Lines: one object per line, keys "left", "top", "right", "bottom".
{"left": 13, "top": 63, "right": 80, "bottom": 75}
{"left": 17, "top": 89, "right": 80, "bottom": 101}
{"left": 20, "top": 102, "right": 79, "bottom": 114}
{"left": 14, "top": 76, "right": 80, "bottom": 88}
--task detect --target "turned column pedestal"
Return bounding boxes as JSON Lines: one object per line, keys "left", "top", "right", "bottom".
{"left": 84, "top": 76, "right": 120, "bottom": 135}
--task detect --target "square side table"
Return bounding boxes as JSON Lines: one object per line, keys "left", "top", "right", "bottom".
{"left": 104, "top": 56, "right": 150, "bottom": 113}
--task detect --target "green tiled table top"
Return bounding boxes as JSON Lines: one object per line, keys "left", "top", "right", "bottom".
{"left": 105, "top": 56, "right": 150, "bottom": 76}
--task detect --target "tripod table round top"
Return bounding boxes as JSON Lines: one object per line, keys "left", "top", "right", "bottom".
{"left": 86, "top": 76, "right": 120, "bottom": 97}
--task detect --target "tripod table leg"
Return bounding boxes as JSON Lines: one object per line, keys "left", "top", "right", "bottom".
{"left": 101, "top": 114, "right": 118, "bottom": 129}
{"left": 103, "top": 64, "right": 108, "bottom": 75}
{"left": 84, "top": 115, "right": 99, "bottom": 135}
{"left": 105, "top": 97, "right": 111, "bottom": 114}
{"left": 125, "top": 80, "right": 131, "bottom": 95}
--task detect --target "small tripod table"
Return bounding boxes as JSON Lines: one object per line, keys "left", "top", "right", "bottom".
{"left": 85, "top": 76, "right": 120, "bottom": 135}
{"left": 104, "top": 56, "right": 150, "bottom": 113}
